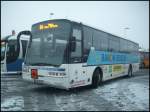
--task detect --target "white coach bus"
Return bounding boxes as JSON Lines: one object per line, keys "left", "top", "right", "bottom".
{"left": 18, "top": 19, "right": 140, "bottom": 89}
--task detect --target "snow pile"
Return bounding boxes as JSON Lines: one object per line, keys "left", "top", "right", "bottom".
{"left": 1, "top": 96, "right": 24, "bottom": 111}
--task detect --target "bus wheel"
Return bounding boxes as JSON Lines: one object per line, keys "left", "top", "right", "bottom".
{"left": 91, "top": 69, "right": 101, "bottom": 88}
{"left": 128, "top": 65, "right": 133, "bottom": 77}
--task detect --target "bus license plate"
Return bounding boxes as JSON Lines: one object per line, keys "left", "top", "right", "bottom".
{"left": 33, "top": 79, "right": 44, "bottom": 84}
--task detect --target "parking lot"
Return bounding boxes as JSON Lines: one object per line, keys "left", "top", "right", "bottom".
{"left": 1, "top": 69, "right": 149, "bottom": 111}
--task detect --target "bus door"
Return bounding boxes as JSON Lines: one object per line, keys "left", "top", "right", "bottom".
{"left": 69, "top": 23, "right": 86, "bottom": 86}
{"left": 6, "top": 40, "right": 20, "bottom": 72}
{"left": 1, "top": 41, "right": 7, "bottom": 73}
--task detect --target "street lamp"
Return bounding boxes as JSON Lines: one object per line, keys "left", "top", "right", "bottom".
{"left": 124, "top": 27, "right": 130, "bottom": 39}
{"left": 50, "top": 13, "right": 54, "bottom": 19}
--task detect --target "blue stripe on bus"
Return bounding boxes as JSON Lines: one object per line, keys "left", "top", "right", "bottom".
{"left": 87, "top": 50, "right": 140, "bottom": 65}
{"left": 7, "top": 59, "right": 24, "bottom": 72}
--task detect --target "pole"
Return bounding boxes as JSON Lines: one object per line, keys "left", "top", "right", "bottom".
{"left": 50, "top": 13, "right": 54, "bottom": 19}
{"left": 124, "top": 27, "right": 130, "bottom": 39}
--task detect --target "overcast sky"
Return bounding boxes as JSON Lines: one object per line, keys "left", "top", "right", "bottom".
{"left": 1, "top": 1, "right": 149, "bottom": 49}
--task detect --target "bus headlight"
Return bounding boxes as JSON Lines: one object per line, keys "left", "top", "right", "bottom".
{"left": 23, "top": 66, "right": 29, "bottom": 72}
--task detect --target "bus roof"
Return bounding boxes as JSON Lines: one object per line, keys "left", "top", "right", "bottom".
{"left": 1, "top": 35, "right": 16, "bottom": 41}
{"left": 71, "top": 19, "right": 138, "bottom": 46}
{"left": 32, "top": 19, "right": 71, "bottom": 27}
{"left": 1, "top": 35, "right": 29, "bottom": 41}
{"left": 32, "top": 19, "right": 139, "bottom": 46}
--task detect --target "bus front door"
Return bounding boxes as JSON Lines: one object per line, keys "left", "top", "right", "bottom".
{"left": 69, "top": 23, "right": 87, "bottom": 87}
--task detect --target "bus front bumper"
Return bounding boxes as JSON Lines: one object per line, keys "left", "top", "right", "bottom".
{"left": 22, "top": 72, "right": 70, "bottom": 90}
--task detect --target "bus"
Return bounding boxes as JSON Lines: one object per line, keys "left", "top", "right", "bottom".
{"left": 1, "top": 31, "right": 29, "bottom": 74}
{"left": 139, "top": 51, "right": 149, "bottom": 68}
{"left": 18, "top": 19, "right": 140, "bottom": 89}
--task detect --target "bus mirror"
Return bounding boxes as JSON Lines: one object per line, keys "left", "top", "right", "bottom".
{"left": 17, "top": 31, "right": 32, "bottom": 47}
{"left": 71, "top": 36, "right": 76, "bottom": 52}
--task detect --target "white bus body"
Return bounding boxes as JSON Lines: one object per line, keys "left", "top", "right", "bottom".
{"left": 20, "top": 19, "right": 140, "bottom": 89}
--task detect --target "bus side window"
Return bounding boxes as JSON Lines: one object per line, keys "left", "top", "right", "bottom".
{"left": 83, "top": 26, "right": 93, "bottom": 62}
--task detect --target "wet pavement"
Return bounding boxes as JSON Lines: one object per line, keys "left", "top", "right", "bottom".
{"left": 1, "top": 69, "right": 149, "bottom": 111}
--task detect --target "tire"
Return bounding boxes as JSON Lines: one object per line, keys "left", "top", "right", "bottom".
{"left": 128, "top": 65, "right": 133, "bottom": 77}
{"left": 91, "top": 69, "right": 102, "bottom": 88}
{"left": 141, "top": 63, "right": 145, "bottom": 68}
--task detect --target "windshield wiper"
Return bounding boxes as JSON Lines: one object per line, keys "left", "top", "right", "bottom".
{"left": 29, "top": 63, "right": 59, "bottom": 67}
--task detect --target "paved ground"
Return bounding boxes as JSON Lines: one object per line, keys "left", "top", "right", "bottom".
{"left": 1, "top": 69, "right": 149, "bottom": 111}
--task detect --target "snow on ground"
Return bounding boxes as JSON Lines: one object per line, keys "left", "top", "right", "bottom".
{"left": 127, "top": 83, "right": 149, "bottom": 110}
{"left": 94, "top": 80, "right": 149, "bottom": 111}
{"left": 1, "top": 69, "right": 149, "bottom": 111}
{"left": 54, "top": 93, "right": 98, "bottom": 111}
{"left": 94, "top": 83, "right": 122, "bottom": 108}
{"left": 1, "top": 96, "right": 24, "bottom": 111}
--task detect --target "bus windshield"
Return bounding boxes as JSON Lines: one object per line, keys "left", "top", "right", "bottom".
{"left": 1, "top": 42, "right": 6, "bottom": 61}
{"left": 25, "top": 20, "right": 71, "bottom": 66}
